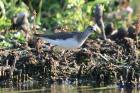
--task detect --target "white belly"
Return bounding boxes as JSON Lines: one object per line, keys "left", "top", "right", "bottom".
{"left": 43, "top": 38, "right": 81, "bottom": 49}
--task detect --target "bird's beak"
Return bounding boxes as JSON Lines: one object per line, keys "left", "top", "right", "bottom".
{"left": 93, "top": 24, "right": 100, "bottom": 32}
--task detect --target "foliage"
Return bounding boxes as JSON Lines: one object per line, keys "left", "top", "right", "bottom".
{"left": 0, "top": 0, "right": 111, "bottom": 31}
{"left": 3, "top": 0, "right": 28, "bottom": 18}
{"left": 38, "top": 0, "right": 111, "bottom": 31}
{"left": 0, "top": 18, "right": 11, "bottom": 29}
{"left": 0, "top": 0, "right": 29, "bottom": 29}
{"left": 0, "top": 40, "right": 12, "bottom": 48}
{"left": 14, "top": 32, "right": 26, "bottom": 43}
{"left": 0, "top": 0, "right": 111, "bottom": 48}
{"left": 0, "top": 0, "right": 137, "bottom": 48}
{"left": 0, "top": 31, "right": 26, "bottom": 48}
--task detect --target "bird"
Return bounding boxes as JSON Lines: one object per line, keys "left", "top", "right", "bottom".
{"left": 35, "top": 25, "right": 97, "bottom": 64}
{"left": 34, "top": 25, "right": 97, "bottom": 50}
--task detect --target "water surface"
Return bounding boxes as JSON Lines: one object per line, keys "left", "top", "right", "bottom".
{"left": 1, "top": 84, "right": 140, "bottom": 93}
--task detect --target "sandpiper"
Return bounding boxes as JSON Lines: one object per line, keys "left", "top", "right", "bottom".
{"left": 35, "top": 25, "right": 97, "bottom": 49}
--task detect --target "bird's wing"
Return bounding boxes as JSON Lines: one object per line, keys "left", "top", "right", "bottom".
{"left": 35, "top": 32, "right": 80, "bottom": 40}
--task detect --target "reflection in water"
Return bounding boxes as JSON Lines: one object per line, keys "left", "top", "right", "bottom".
{"left": 0, "top": 84, "right": 140, "bottom": 93}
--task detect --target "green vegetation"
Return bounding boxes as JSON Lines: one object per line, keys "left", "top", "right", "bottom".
{"left": 0, "top": 0, "right": 113, "bottom": 48}
{"left": 0, "top": 0, "right": 110, "bottom": 31}
{"left": 0, "top": 0, "right": 140, "bottom": 90}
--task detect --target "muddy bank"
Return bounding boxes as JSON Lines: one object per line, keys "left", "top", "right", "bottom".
{"left": 0, "top": 36, "right": 139, "bottom": 88}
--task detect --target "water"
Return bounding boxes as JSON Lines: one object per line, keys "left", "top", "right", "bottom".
{"left": 1, "top": 84, "right": 140, "bottom": 93}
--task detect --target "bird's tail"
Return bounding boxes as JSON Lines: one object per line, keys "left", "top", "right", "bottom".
{"left": 34, "top": 33, "right": 48, "bottom": 42}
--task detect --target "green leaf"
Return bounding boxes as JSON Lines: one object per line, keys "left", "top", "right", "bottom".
{"left": 0, "top": 40, "right": 12, "bottom": 48}
{"left": 14, "top": 32, "right": 26, "bottom": 43}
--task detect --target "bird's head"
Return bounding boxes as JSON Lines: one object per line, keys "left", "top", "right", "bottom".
{"left": 86, "top": 24, "right": 98, "bottom": 32}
